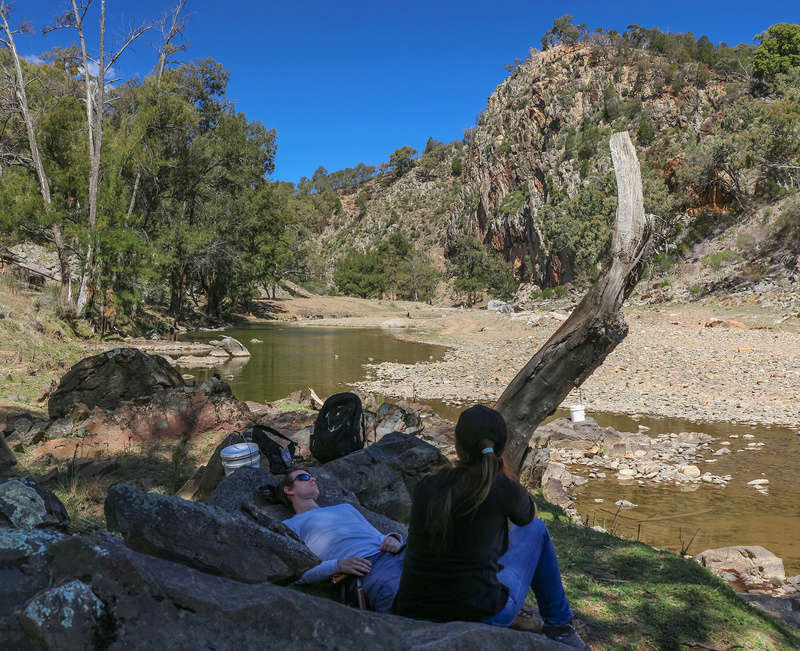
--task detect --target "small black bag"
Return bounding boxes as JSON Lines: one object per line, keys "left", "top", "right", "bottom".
{"left": 246, "top": 425, "right": 297, "bottom": 474}
{"left": 310, "top": 392, "right": 366, "bottom": 463}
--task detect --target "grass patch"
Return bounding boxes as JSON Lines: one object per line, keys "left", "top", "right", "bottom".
{"left": 0, "top": 280, "right": 85, "bottom": 405}
{"left": 702, "top": 249, "right": 736, "bottom": 270}
{"left": 531, "top": 494, "right": 800, "bottom": 649}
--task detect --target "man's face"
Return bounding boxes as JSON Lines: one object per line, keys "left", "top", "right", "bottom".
{"left": 285, "top": 469, "right": 319, "bottom": 501}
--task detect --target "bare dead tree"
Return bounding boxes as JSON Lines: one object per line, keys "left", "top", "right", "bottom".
{"left": 497, "top": 131, "right": 654, "bottom": 473}
{"left": 47, "top": 0, "right": 150, "bottom": 313}
{"left": 0, "top": 1, "right": 74, "bottom": 308}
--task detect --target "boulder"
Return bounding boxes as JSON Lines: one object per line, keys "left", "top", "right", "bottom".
{"left": 208, "top": 466, "right": 408, "bottom": 538}
{"left": 48, "top": 348, "right": 184, "bottom": 419}
{"left": 323, "top": 432, "right": 446, "bottom": 523}
{"left": 74, "top": 384, "right": 249, "bottom": 447}
{"left": 219, "top": 336, "right": 250, "bottom": 357}
{"left": 0, "top": 478, "right": 69, "bottom": 530}
{"left": 678, "top": 465, "right": 701, "bottom": 479}
{"left": 542, "top": 478, "right": 573, "bottom": 511}
{"left": 43, "top": 532, "right": 561, "bottom": 650}
{"left": 737, "top": 593, "right": 800, "bottom": 630}
{"left": 541, "top": 462, "right": 582, "bottom": 488}
{"left": 104, "top": 483, "right": 318, "bottom": 584}
{"left": 0, "top": 527, "right": 66, "bottom": 648}
{"left": 0, "top": 434, "right": 17, "bottom": 471}
{"left": 19, "top": 580, "right": 106, "bottom": 649}
{"left": 696, "top": 546, "right": 786, "bottom": 591}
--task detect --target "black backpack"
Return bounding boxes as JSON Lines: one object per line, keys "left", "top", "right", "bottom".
{"left": 310, "top": 392, "right": 366, "bottom": 463}
{"left": 246, "top": 425, "right": 297, "bottom": 474}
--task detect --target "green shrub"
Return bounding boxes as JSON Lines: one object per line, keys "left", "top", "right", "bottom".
{"left": 701, "top": 249, "right": 735, "bottom": 269}
{"left": 553, "top": 285, "right": 568, "bottom": 298}
{"left": 689, "top": 284, "right": 708, "bottom": 297}
{"left": 498, "top": 140, "right": 512, "bottom": 155}
{"left": 541, "top": 287, "right": 555, "bottom": 299}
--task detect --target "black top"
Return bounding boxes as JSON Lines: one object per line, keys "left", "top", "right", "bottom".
{"left": 393, "top": 471, "right": 536, "bottom": 622}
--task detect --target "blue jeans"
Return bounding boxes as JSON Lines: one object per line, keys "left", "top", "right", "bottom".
{"left": 484, "top": 518, "right": 573, "bottom": 627}
{"left": 362, "top": 549, "right": 405, "bottom": 613}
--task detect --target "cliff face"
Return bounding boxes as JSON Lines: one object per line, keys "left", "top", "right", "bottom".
{"left": 446, "top": 44, "right": 728, "bottom": 286}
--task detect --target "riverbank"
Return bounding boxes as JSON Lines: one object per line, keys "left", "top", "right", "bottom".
{"left": 274, "top": 295, "right": 800, "bottom": 429}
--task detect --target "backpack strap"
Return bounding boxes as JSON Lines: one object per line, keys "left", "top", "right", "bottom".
{"left": 256, "top": 425, "right": 295, "bottom": 446}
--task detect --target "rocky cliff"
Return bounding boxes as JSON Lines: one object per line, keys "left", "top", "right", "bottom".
{"left": 446, "top": 43, "right": 729, "bottom": 287}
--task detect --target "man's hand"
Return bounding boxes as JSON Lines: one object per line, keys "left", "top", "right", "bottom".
{"left": 337, "top": 556, "right": 372, "bottom": 576}
{"left": 380, "top": 535, "right": 404, "bottom": 554}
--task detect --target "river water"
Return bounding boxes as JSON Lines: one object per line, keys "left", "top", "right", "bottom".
{"left": 178, "top": 323, "right": 800, "bottom": 575}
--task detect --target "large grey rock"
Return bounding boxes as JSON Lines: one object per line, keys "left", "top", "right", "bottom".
{"left": 49, "top": 348, "right": 184, "bottom": 419}
{"left": 738, "top": 593, "right": 800, "bottom": 630}
{"left": 42, "top": 533, "right": 563, "bottom": 650}
{"left": 0, "top": 478, "right": 69, "bottom": 530}
{"left": 19, "top": 580, "right": 106, "bottom": 649}
{"left": 696, "top": 546, "right": 786, "bottom": 591}
{"left": 208, "top": 465, "right": 408, "bottom": 538}
{"left": 323, "top": 432, "right": 445, "bottom": 523}
{"left": 0, "top": 528, "right": 66, "bottom": 649}
{"left": 219, "top": 336, "right": 250, "bottom": 357}
{"left": 104, "top": 483, "right": 318, "bottom": 584}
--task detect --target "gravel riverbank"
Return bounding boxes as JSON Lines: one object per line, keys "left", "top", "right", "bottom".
{"left": 345, "top": 303, "right": 800, "bottom": 429}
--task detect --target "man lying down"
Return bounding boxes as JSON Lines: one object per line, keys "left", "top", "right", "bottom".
{"left": 278, "top": 467, "right": 405, "bottom": 612}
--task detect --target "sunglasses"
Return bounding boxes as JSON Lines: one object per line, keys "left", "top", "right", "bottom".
{"left": 291, "top": 472, "right": 314, "bottom": 482}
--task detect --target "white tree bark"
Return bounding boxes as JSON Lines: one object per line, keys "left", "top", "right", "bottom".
{"left": 498, "top": 132, "right": 655, "bottom": 472}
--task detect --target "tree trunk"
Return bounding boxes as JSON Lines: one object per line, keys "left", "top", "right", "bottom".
{"left": 497, "top": 132, "right": 654, "bottom": 473}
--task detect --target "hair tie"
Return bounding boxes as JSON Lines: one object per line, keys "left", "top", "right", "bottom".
{"left": 481, "top": 447, "right": 494, "bottom": 455}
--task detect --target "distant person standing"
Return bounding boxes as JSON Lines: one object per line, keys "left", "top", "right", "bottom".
{"left": 393, "top": 405, "right": 587, "bottom": 649}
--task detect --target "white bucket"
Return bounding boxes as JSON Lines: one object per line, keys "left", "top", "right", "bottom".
{"left": 220, "top": 442, "right": 261, "bottom": 476}
{"left": 569, "top": 404, "right": 586, "bottom": 423}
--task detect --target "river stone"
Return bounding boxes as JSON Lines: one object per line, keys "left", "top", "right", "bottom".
{"left": 617, "top": 468, "right": 636, "bottom": 478}
{"left": 41, "top": 533, "right": 562, "bottom": 650}
{"left": 696, "top": 545, "right": 786, "bottom": 591}
{"left": 678, "top": 464, "right": 701, "bottom": 478}
{"left": 0, "top": 478, "right": 69, "bottom": 530}
{"left": 219, "top": 336, "right": 250, "bottom": 357}
{"left": 747, "top": 479, "right": 769, "bottom": 486}
{"left": 48, "top": 348, "right": 184, "bottom": 419}
{"left": 104, "top": 483, "right": 319, "bottom": 584}
{"left": 19, "top": 579, "right": 105, "bottom": 649}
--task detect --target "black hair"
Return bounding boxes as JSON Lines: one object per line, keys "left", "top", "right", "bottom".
{"left": 422, "top": 435, "right": 504, "bottom": 550}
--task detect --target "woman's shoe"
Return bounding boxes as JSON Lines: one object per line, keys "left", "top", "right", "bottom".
{"left": 541, "top": 623, "right": 589, "bottom": 649}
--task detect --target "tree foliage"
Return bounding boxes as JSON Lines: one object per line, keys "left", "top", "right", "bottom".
{"left": 753, "top": 23, "right": 800, "bottom": 79}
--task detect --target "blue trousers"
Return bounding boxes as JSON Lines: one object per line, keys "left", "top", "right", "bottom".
{"left": 484, "top": 518, "right": 573, "bottom": 627}
{"left": 362, "top": 549, "right": 405, "bottom": 613}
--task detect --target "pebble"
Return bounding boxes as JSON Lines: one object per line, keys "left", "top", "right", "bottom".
{"left": 353, "top": 305, "right": 800, "bottom": 428}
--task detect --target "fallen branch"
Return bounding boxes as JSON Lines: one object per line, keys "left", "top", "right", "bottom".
{"left": 497, "top": 131, "right": 654, "bottom": 472}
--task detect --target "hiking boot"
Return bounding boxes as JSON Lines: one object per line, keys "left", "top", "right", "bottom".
{"left": 541, "top": 623, "right": 589, "bottom": 649}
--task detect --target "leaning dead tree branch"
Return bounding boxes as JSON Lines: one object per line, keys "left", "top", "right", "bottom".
{"left": 497, "top": 131, "right": 654, "bottom": 473}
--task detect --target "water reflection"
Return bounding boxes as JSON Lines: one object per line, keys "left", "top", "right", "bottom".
{"left": 177, "top": 324, "right": 447, "bottom": 404}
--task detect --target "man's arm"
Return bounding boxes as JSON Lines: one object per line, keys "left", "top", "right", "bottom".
{"left": 296, "top": 557, "right": 372, "bottom": 584}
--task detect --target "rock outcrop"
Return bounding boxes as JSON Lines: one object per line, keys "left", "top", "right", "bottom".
{"left": 207, "top": 465, "right": 408, "bottom": 538}
{"left": 48, "top": 348, "right": 184, "bottom": 419}
{"left": 323, "top": 432, "right": 446, "bottom": 523}
{"left": 104, "top": 483, "right": 318, "bottom": 584}
{"left": 28, "top": 532, "right": 564, "bottom": 649}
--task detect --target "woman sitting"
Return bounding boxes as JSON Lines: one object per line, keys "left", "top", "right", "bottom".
{"left": 393, "top": 405, "right": 587, "bottom": 649}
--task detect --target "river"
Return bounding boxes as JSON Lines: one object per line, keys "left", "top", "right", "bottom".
{"left": 178, "top": 323, "right": 800, "bottom": 575}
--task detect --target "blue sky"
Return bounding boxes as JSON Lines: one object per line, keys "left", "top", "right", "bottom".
{"left": 11, "top": 1, "right": 799, "bottom": 183}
